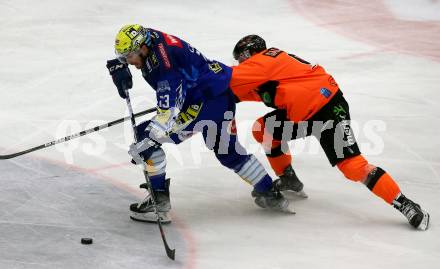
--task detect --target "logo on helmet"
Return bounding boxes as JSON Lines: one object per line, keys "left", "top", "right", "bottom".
{"left": 126, "top": 27, "right": 140, "bottom": 39}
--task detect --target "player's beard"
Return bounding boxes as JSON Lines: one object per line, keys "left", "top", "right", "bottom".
{"left": 140, "top": 54, "right": 148, "bottom": 69}
{"left": 132, "top": 54, "right": 147, "bottom": 69}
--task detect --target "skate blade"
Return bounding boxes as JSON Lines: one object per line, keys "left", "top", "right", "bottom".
{"left": 256, "top": 200, "right": 296, "bottom": 214}
{"left": 130, "top": 211, "right": 172, "bottom": 224}
{"left": 282, "top": 202, "right": 296, "bottom": 214}
{"left": 417, "top": 211, "right": 430, "bottom": 231}
{"left": 283, "top": 190, "right": 309, "bottom": 199}
{"left": 276, "top": 199, "right": 296, "bottom": 214}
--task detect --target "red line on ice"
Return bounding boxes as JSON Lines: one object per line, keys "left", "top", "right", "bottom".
{"left": 289, "top": 0, "right": 440, "bottom": 62}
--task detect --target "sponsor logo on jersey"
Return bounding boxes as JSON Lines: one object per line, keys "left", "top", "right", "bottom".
{"left": 320, "top": 88, "right": 332, "bottom": 98}
{"left": 164, "top": 34, "right": 183, "bottom": 48}
{"left": 145, "top": 52, "right": 159, "bottom": 72}
{"left": 256, "top": 80, "right": 279, "bottom": 108}
{"left": 151, "top": 31, "right": 160, "bottom": 39}
{"left": 157, "top": 80, "right": 171, "bottom": 93}
{"left": 208, "top": 62, "right": 223, "bottom": 74}
{"left": 261, "top": 91, "right": 272, "bottom": 103}
{"left": 157, "top": 43, "right": 171, "bottom": 69}
{"left": 145, "top": 58, "right": 152, "bottom": 72}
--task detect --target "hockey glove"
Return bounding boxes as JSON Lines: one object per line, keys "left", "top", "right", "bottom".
{"left": 106, "top": 59, "right": 133, "bottom": 99}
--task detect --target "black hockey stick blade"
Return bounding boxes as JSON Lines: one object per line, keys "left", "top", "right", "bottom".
{"left": 158, "top": 219, "right": 176, "bottom": 260}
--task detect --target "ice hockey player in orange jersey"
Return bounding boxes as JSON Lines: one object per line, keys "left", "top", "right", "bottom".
{"left": 229, "top": 35, "right": 430, "bottom": 230}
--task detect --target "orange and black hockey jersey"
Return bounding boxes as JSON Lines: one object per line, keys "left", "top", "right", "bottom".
{"left": 230, "top": 48, "right": 340, "bottom": 122}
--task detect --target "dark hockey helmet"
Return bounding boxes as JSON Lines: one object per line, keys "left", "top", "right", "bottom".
{"left": 233, "top": 35, "right": 267, "bottom": 63}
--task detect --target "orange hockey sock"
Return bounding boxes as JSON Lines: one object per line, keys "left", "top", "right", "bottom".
{"left": 337, "top": 155, "right": 375, "bottom": 182}
{"left": 365, "top": 169, "right": 401, "bottom": 204}
{"left": 252, "top": 117, "right": 282, "bottom": 152}
{"left": 268, "top": 154, "right": 292, "bottom": 176}
{"left": 253, "top": 117, "right": 292, "bottom": 176}
{"left": 337, "top": 155, "right": 401, "bottom": 204}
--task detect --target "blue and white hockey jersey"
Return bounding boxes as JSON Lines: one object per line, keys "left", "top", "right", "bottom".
{"left": 141, "top": 29, "right": 232, "bottom": 121}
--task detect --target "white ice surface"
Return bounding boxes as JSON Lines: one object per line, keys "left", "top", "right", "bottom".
{"left": 0, "top": 0, "right": 439, "bottom": 268}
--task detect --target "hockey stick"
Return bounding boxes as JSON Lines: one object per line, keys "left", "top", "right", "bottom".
{"left": 124, "top": 89, "right": 176, "bottom": 260}
{"left": 0, "top": 107, "right": 156, "bottom": 160}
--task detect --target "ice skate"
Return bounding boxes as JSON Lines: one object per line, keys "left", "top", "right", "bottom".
{"left": 252, "top": 186, "right": 295, "bottom": 214}
{"left": 274, "top": 165, "right": 308, "bottom": 198}
{"left": 130, "top": 180, "right": 172, "bottom": 224}
{"left": 393, "top": 194, "right": 430, "bottom": 231}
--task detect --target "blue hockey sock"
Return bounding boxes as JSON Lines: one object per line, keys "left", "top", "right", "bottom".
{"left": 150, "top": 174, "right": 166, "bottom": 191}
{"left": 254, "top": 175, "right": 273, "bottom": 193}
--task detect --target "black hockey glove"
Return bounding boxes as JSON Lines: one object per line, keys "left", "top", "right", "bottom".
{"left": 106, "top": 59, "right": 133, "bottom": 99}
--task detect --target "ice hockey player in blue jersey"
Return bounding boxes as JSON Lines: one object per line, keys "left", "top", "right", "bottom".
{"left": 106, "top": 24, "right": 294, "bottom": 223}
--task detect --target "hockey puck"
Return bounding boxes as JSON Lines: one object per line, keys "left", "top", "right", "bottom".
{"left": 81, "top": 238, "right": 93, "bottom": 245}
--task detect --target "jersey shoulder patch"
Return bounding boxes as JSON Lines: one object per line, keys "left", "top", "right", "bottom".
{"left": 263, "top": 47, "right": 283, "bottom": 58}
{"left": 164, "top": 34, "right": 183, "bottom": 48}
